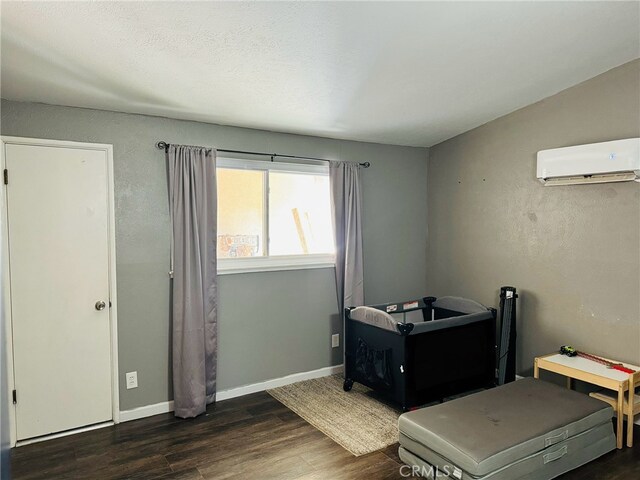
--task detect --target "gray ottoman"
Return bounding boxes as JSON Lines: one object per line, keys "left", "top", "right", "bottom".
{"left": 398, "top": 378, "right": 615, "bottom": 480}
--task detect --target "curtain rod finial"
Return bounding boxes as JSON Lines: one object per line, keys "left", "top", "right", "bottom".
{"left": 156, "top": 141, "right": 168, "bottom": 151}
{"left": 361, "top": 162, "right": 371, "bottom": 168}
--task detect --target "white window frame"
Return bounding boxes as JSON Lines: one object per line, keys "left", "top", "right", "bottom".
{"left": 216, "top": 157, "right": 335, "bottom": 275}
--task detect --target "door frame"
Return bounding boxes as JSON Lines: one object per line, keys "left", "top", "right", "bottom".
{"left": 1, "top": 136, "right": 120, "bottom": 447}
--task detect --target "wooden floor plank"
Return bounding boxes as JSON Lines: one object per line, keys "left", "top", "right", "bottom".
{"left": 10, "top": 393, "right": 640, "bottom": 479}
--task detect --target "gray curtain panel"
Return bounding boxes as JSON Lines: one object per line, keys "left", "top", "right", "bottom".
{"left": 167, "top": 145, "right": 218, "bottom": 418}
{"left": 329, "top": 161, "right": 365, "bottom": 314}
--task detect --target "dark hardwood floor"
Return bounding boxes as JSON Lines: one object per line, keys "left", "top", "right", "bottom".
{"left": 10, "top": 392, "right": 640, "bottom": 479}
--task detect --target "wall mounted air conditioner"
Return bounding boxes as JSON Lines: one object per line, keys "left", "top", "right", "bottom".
{"left": 537, "top": 138, "right": 640, "bottom": 186}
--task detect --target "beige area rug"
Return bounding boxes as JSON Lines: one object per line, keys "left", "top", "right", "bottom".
{"left": 267, "top": 374, "right": 401, "bottom": 456}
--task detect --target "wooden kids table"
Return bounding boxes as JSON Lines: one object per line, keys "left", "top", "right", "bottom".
{"left": 534, "top": 353, "right": 639, "bottom": 449}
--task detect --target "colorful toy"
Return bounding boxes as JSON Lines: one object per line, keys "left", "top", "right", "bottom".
{"left": 560, "top": 345, "right": 635, "bottom": 374}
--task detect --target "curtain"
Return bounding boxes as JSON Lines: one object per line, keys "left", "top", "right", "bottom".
{"left": 167, "top": 145, "right": 218, "bottom": 418}
{"left": 329, "top": 161, "right": 365, "bottom": 315}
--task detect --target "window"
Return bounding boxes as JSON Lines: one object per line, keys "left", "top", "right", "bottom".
{"left": 217, "top": 158, "right": 334, "bottom": 273}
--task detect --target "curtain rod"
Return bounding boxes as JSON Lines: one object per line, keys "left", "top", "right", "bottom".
{"left": 155, "top": 141, "right": 370, "bottom": 168}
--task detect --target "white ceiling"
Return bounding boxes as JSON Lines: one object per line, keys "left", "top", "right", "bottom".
{"left": 1, "top": 1, "right": 638, "bottom": 147}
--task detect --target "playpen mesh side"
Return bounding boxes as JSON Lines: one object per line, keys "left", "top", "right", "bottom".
{"left": 433, "top": 296, "right": 488, "bottom": 314}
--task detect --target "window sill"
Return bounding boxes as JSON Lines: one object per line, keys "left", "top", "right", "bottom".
{"left": 217, "top": 254, "right": 335, "bottom": 275}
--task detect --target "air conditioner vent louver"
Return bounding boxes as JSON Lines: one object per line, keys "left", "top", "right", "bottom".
{"left": 543, "top": 172, "right": 637, "bottom": 186}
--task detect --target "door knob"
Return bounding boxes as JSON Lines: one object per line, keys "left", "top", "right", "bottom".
{"left": 95, "top": 301, "right": 106, "bottom": 311}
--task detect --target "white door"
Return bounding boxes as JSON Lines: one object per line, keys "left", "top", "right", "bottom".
{"left": 5, "top": 143, "right": 113, "bottom": 441}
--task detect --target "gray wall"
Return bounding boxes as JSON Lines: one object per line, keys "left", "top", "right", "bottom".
{"left": 427, "top": 59, "right": 640, "bottom": 373}
{"left": 0, "top": 100, "right": 428, "bottom": 410}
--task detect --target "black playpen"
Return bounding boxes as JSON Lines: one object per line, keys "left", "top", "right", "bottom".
{"left": 343, "top": 296, "right": 496, "bottom": 411}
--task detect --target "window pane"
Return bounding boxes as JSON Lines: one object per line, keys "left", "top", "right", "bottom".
{"left": 269, "top": 172, "right": 334, "bottom": 256}
{"left": 217, "top": 168, "right": 265, "bottom": 258}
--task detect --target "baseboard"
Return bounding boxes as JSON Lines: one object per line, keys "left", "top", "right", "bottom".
{"left": 217, "top": 364, "right": 343, "bottom": 401}
{"left": 119, "top": 400, "right": 175, "bottom": 422}
{"left": 119, "top": 364, "right": 344, "bottom": 423}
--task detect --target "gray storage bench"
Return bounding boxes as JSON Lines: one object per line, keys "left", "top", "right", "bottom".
{"left": 398, "top": 378, "right": 615, "bottom": 479}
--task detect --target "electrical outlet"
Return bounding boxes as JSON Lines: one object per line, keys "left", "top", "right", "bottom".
{"left": 331, "top": 334, "right": 340, "bottom": 348}
{"left": 126, "top": 371, "right": 138, "bottom": 390}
